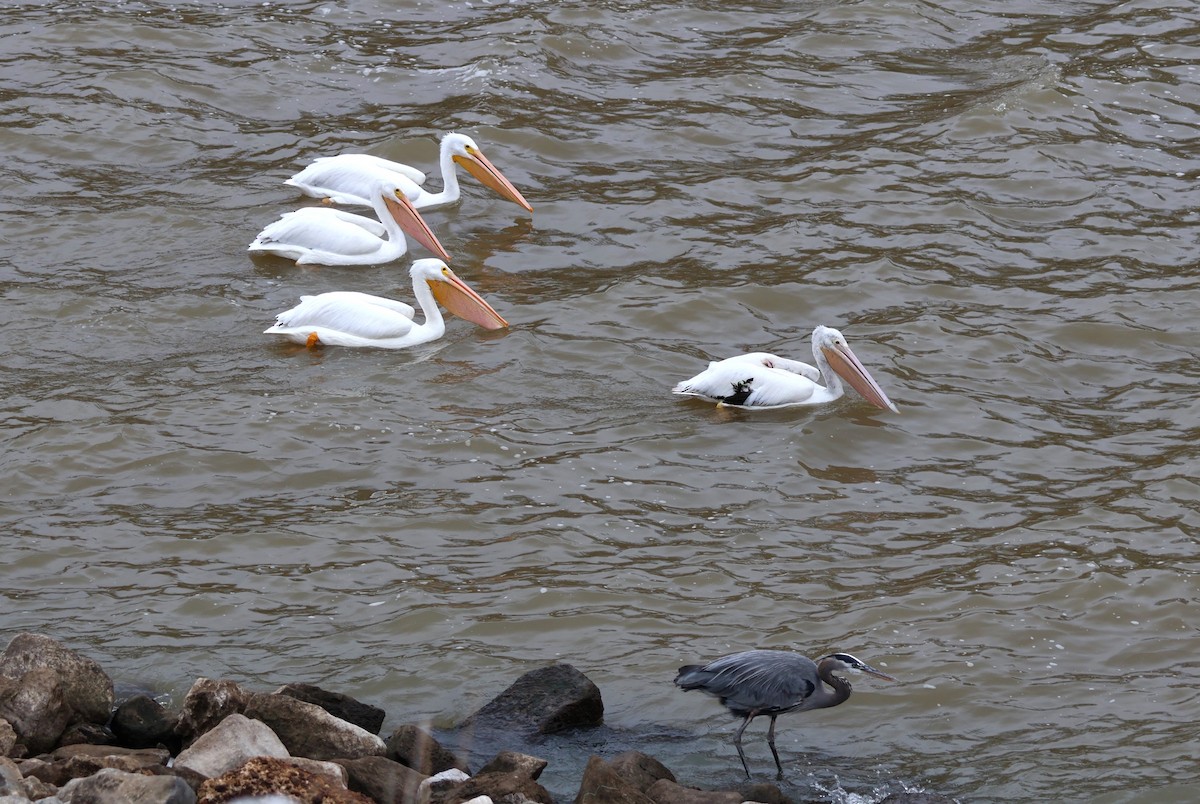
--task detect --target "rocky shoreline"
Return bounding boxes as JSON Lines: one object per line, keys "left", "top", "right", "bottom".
{"left": 0, "top": 633, "right": 948, "bottom": 804}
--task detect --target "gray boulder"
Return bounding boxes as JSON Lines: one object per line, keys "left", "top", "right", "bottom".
{"left": 244, "top": 693, "right": 385, "bottom": 761}
{"left": 335, "top": 755, "right": 426, "bottom": 804}
{"left": 384, "top": 725, "right": 467, "bottom": 775}
{"left": 475, "top": 751, "right": 547, "bottom": 781}
{"left": 60, "top": 766, "right": 195, "bottom": 804}
{"left": 173, "top": 679, "right": 251, "bottom": 748}
{"left": 0, "top": 668, "right": 72, "bottom": 755}
{"left": 275, "top": 683, "right": 385, "bottom": 735}
{"left": 173, "top": 713, "right": 288, "bottom": 779}
{"left": 0, "top": 634, "right": 114, "bottom": 728}
{"left": 461, "top": 664, "right": 603, "bottom": 738}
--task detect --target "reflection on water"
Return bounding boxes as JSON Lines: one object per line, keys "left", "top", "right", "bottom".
{"left": 2, "top": 2, "right": 1199, "bottom": 801}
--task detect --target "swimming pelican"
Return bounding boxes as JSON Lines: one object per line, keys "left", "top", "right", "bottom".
{"left": 285, "top": 133, "right": 533, "bottom": 212}
{"left": 673, "top": 326, "right": 899, "bottom": 412}
{"left": 248, "top": 177, "right": 451, "bottom": 266}
{"left": 264, "top": 259, "right": 508, "bottom": 349}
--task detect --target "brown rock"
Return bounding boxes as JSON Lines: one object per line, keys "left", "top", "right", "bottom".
{"left": 462, "top": 663, "right": 603, "bottom": 738}
{"left": 433, "top": 769, "right": 554, "bottom": 804}
{"left": 24, "top": 744, "right": 170, "bottom": 787}
{"left": 336, "top": 754, "right": 427, "bottom": 804}
{"left": 608, "top": 752, "right": 675, "bottom": 793}
{"left": 244, "top": 692, "right": 385, "bottom": 761}
{"left": 645, "top": 779, "right": 742, "bottom": 804}
{"left": 0, "top": 633, "right": 114, "bottom": 726}
{"left": 385, "top": 724, "right": 468, "bottom": 775}
{"left": 574, "top": 755, "right": 655, "bottom": 804}
{"left": 476, "top": 750, "right": 548, "bottom": 780}
{"left": 276, "top": 683, "right": 386, "bottom": 735}
{"left": 0, "top": 717, "right": 18, "bottom": 757}
{"left": 197, "top": 755, "right": 371, "bottom": 804}
{"left": 63, "top": 765, "right": 195, "bottom": 804}
{"left": 0, "top": 756, "right": 22, "bottom": 795}
{"left": 174, "top": 679, "right": 251, "bottom": 748}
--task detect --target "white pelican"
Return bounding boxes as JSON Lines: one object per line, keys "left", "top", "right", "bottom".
{"left": 264, "top": 259, "right": 508, "bottom": 349}
{"left": 284, "top": 133, "right": 533, "bottom": 212}
{"left": 248, "top": 176, "right": 451, "bottom": 266}
{"left": 673, "top": 326, "right": 899, "bottom": 412}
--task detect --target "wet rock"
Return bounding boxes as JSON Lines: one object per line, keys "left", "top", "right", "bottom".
{"left": 645, "top": 779, "right": 741, "bottom": 804}
{"left": 418, "top": 768, "right": 472, "bottom": 803}
{"left": 385, "top": 724, "right": 468, "bottom": 775}
{"left": 61, "top": 765, "right": 195, "bottom": 804}
{"left": 173, "top": 713, "right": 288, "bottom": 780}
{"left": 196, "top": 756, "right": 371, "bottom": 804}
{"left": 736, "top": 783, "right": 788, "bottom": 804}
{"left": 57, "top": 721, "right": 115, "bottom": 748}
{"left": 174, "top": 680, "right": 251, "bottom": 748}
{"left": 335, "top": 755, "right": 426, "bottom": 804}
{"left": 574, "top": 755, "right": 655, "bottom": 804}
{"left": 476, "top": 751, "right": 547, "bottom": 781}
{"left": 275, "top": 683, "right": 385, "bottom": 736}
{"left": 878, "top": 794, "right": 957, "bottom": 804}
{"left": 431, "top": 769, "right": 554, "bottom": 804}
{"left": 24, "top": 744, "right": 170, "bottom": 787}
{"left": 0, "top": 634, "right": 114, "bottom": 729}
{"left": 607, "top": 752, "right": 675, "bottom": 793}
{"left": 462, "top": 664, "right": 603, "bottom": 738}
{"left": 111, "top": 694, "right": 179, "bottom": 751}
{"left": 244, "top": 693, "right": 385, "bottom": 761}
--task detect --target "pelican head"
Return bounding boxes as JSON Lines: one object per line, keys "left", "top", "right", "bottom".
{"left": 412, "top": 259, "right": 508, "bottom": 330}
{"left": 813, "top": 325, "right": 899, "bottom": 413}
{"left": 445, "top": 132, "right": 534, "bottom": 212}
{"left": 379, "top": 180, "right": 452, "bottom": 261}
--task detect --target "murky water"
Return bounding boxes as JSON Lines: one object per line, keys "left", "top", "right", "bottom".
{"left": 2, "top": 1, "right": 1199, "bottom": 801}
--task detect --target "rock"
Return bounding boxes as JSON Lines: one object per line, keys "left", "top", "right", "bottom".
{"left": 0, "top": 719, "right": 16, "bottom": 757}
{"left": 418, "top": 768, "right": 472, "bottom": 803}
{"left": 645, "top": 779, "right": 741, "bottom": 804}
{"left": 275, "top": 683, "right": 385, "bottom": 736}
{"left": 111, "top": 695, "right": 179, "bottom": 751}
{"left": 431, "top": 770, "right": 554, "bottom": 804}
{"left": 878, "top": 794, "right": 957, "bottom": 804}
{"left": 736, "top": 783, "right": 788, "bottom": 804}
{"left": 56, "top": 721, "right": 115, "bottom": 748}
{"left": 174, "top": 680, "right": 251, "bottom": 749}
{"left": 196, "top": 756, "right": 371, "bottom": 804}
{"left": 0, "top": 634, "right": 114, "bottom": 728}
{"left": 24, "top": 745, "right": 170, "bottom": 787}
{"left": 607, "top": 752, "right": 675, "bottom": 793}
{"left": 0, "top": 668, "right": 74, "bottom": 754}
{"left": 0, "top": 758, "right": 22, "bottom": 796}
{"left": 574, "top": 756, "right": 655, "bottom": 804}
{"left": 173, "top": 713, "right": 288, "bottom": 780}
{"left": 244, "top": 693, "right": 385, "bottom": 761}
{"left": 385, "top": 725, "right": 468, "bottom": 775}
{"left": 476, "top": 751, "right": 547, "bottom": 781}
{"left": 20, "top": 772, "right": 57, "bottom": 801}
{"left": 61, "top": 766, "right": 195, "bottom": 804}
{"left": 335, "top": 755, "right": 426, "bottom": 804}
{"left": 461, "top": 664, "right": 603, "bottom": 738}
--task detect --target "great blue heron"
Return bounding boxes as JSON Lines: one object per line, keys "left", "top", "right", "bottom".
{"left": 674, "top": 650, "right": 896, "bottom": 778}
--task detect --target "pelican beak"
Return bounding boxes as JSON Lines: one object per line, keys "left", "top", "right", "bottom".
{"left": 428, "top": 266, "right": 509, "bottom": 330}
{"left": 384, "top": 190, "right": 452, "bottom": 262}
{"left": 821, "top": 342, "right": 899, "bottom": 413}
{"left": 453, "top": 149, "right": 534, "bottom": 212}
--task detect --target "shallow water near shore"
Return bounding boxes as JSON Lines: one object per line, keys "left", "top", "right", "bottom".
{"left": 2, "top": 2, "right": 1199, "bottom": 802}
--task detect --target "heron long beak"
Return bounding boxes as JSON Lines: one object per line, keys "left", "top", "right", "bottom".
{"left": 428, "top": 267, "right": 509, "bottom": 330}
{"left": 861, "top": 665, "right": 897, "bottom": 682}
{"left": 454, "top": 150, "right": 534, "bottom": 212}
{"left": 821, "top": 343, "right": 899, "bottom": 413}
{"left": 384, "top": 191, "right": 452, "bottom": 261}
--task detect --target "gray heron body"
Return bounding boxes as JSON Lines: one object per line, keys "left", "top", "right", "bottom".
{"left": 674, "top": 650, "right": 895, "bottom": 778}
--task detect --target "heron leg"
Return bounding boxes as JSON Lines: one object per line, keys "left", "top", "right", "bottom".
{"left": 766, "top": 715, "right": 784, "bottom": 779}
{"left": 731, "top": 713, "right": 755, "bottom": 779}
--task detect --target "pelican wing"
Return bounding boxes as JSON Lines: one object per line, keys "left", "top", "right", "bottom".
{"left": 250, "top": 208, "right": 389, "bottom": 256}
{"left": 267, "top": 292, "right": 417, "bottom": 340}
{"left": 286, "top": 154, "right": 426, "bottom": 205}
{"left": 673, "top": 354, "right": 822, "bottom": 407}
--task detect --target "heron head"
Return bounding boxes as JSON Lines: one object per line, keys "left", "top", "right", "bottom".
{"left": 824, "top": 652, "right": 896, "bottom": 682}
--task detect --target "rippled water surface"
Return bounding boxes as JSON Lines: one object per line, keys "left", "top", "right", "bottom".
{"left": 2, "top": 1, "right": 1199, "bottom": 801}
